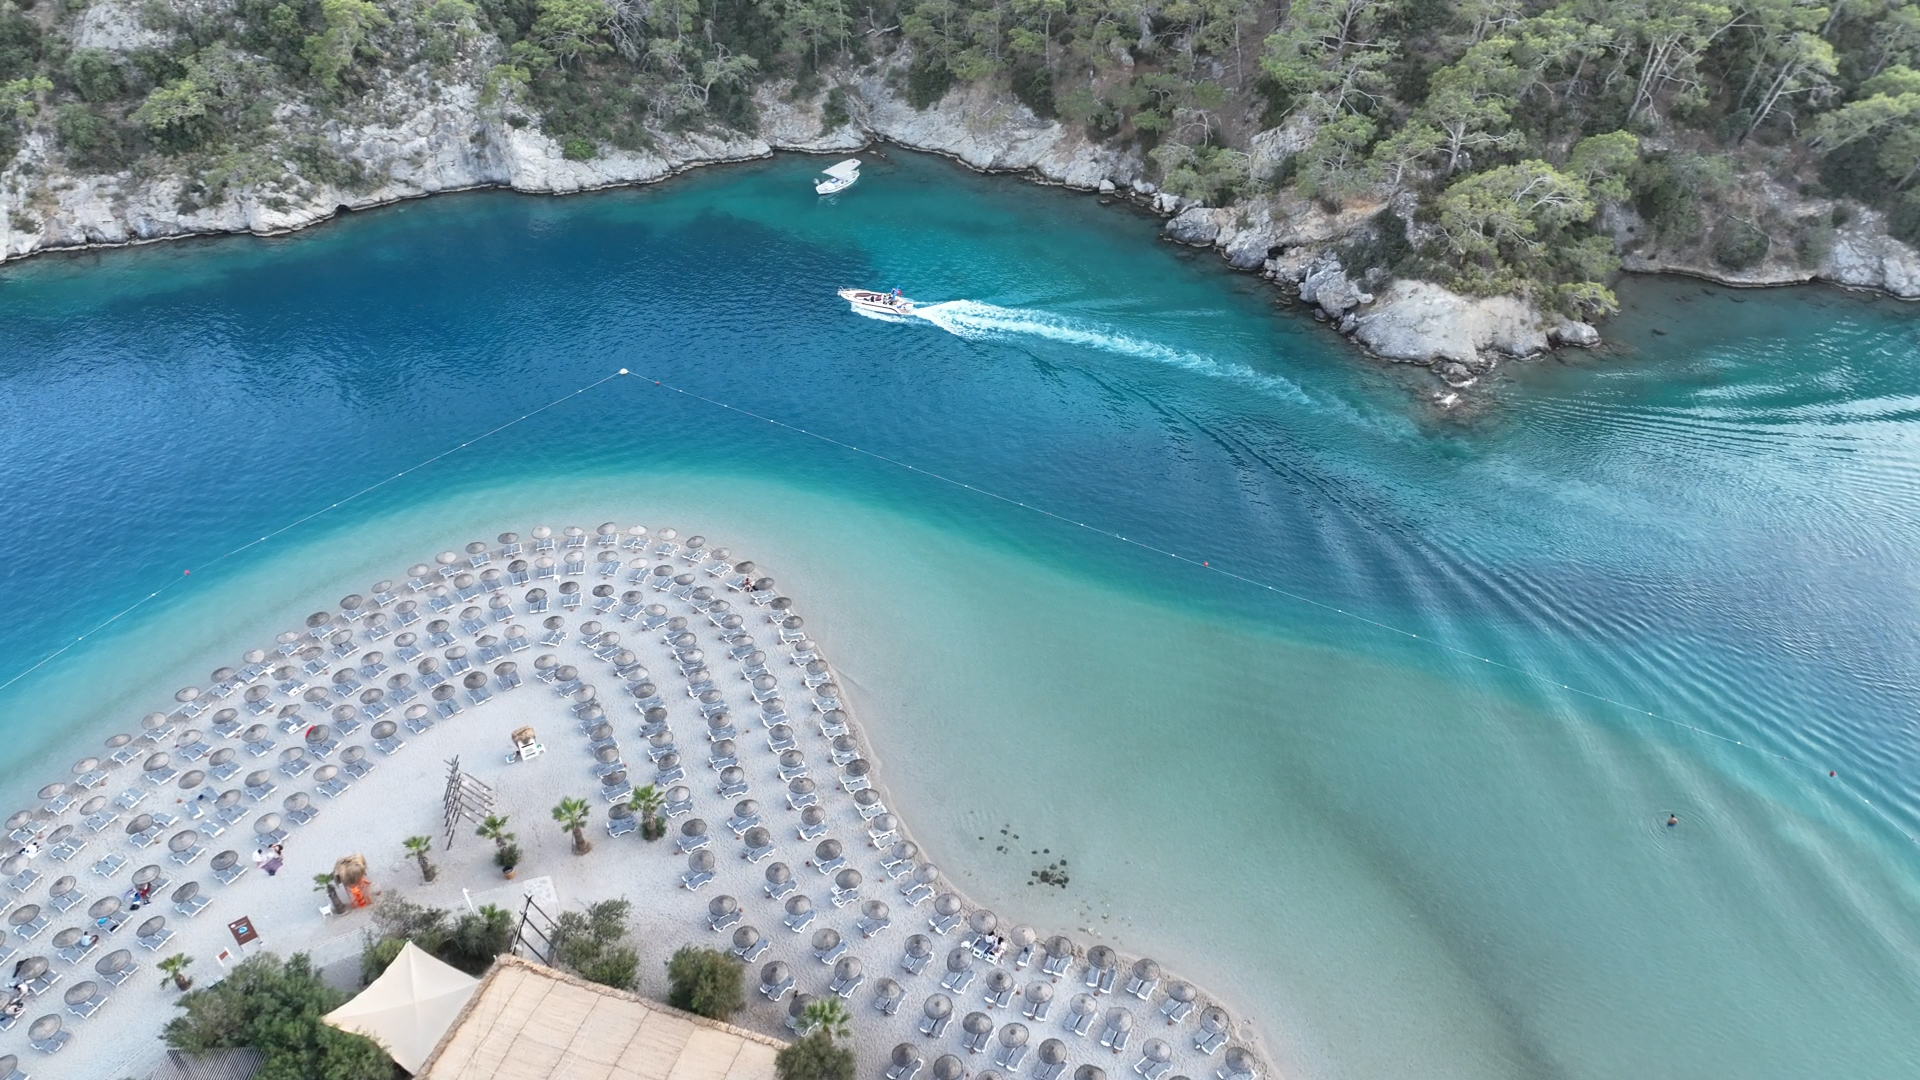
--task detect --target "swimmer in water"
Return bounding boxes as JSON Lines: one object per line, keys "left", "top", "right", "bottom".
{"left": 1666, "top": 814, "right": 1679, "bottom": 827}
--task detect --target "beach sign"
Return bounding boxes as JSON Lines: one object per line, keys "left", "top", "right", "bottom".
{"left": 228, "top": 915, "right": 260, "bottom": 948}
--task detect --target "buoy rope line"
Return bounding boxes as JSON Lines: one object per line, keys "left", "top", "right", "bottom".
{"left": 0, "top": 372, "right": 624, "bottom": 697}
{"left": 616, "top": 369, "right": 1920, "bottom": 848}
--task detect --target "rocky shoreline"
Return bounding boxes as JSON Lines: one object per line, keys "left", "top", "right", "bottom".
{"left": 5, "top": 54, "right": 1919, "bottom": 386}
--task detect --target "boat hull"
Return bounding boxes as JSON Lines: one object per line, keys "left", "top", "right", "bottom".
{"left": 838, "top": 288, "right": 917, "bottom": 317}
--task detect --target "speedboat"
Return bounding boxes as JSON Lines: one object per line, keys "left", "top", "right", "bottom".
{"left": 838, "top": 288, "right": 917, "bottom": 317}
{"left": 815, "top": 159, "right": 862, "bottom": 195}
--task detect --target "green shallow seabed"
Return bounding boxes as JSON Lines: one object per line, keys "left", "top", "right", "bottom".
{"left": 1, "top": 151, "right": 1918, "bottom": 1080}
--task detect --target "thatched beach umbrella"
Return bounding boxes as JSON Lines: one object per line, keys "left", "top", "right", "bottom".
{"left": 1073, "top": 1066, "right": 1105, "bottom": 1080}
{"left": 1069, "top": 994, "right": 1098, "bottom": 1020}
{"left": 784, "top": 895, "right": 811, "bottom": 920}
{"left": 1219, "top": 1048, "right": 1256, "bottom": 1080}
{"left": 905, "top": 934, "right": 933, "bottom": 963}
{"left": 764, "top": 862, "right": 792, "bottom": 889}
{"left": 932, "top": 1056, "right": 964, "bottom": 1080}
{"left": 834, "top": 868, "right": 862, "bottom": 893}
{"left": 999, "top": 1021, "right": 1029, "bottom": 1050}
{"left": 970, "top": 909, "right": 998, "bottom": 938}
{"left": 984, "top": 969, "right": 1014, "bottom": 998}
{"left": 88, "top": 896, "right": 121, "bottom": 922}
{"left": 923, "top": 993, "right": 953, "bottom": 1021}
{"left": 78, "top": 796, "right": 107, "bottom": 818}
{"left": 732, "top": 925, "right": 760, "bottom": 954}
{"left": 70, "top": 757, "right": 99, "bottom": 777}
{"left": 946, "top": 947, "right": 973, "bottom": 974}
{"left": 1038, "top": 1040, "right": 1068, "bottom": 1067}
{"left": 35, "top": 783, "right": 62, "bottom": 802}
{"left": 131, "top": 864, "right": 162, "bottom": 887}
{"left": 1025, "top": 981, "right": 1053, "bottom": 1009}
{"left": 964, "top": 1010, "right": 994, "bottom": 1038}
{"left": 1087, "top": 946, "right": 1117, "bottom": 973}
{"left": 912, "top": 863, "right": 940, "bottom": 888}
{"left": 933, "top": 894, "right": 963, "bottom": 921}
{"left": 124, "top": 814, "right": 153, "bottom": 837}
{"left": 167, "top": 831, "right": 197, "bottom": 854}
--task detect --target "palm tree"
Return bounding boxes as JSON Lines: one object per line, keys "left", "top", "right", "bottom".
{"left": 158, "top": 952, "right": 194, "bottom": 992}
{"left": 630, "top": 783, "right": 664, "bottom": 840}
{"left": 477, "top": 814, "right": 514, "bottom": 853}
{"left": 553, "top": 796, "right": 593, "bottom": 855}
{"left": 404, "top": 835, "right": 437, "bottom": 882}
{"left": 314, "top": 871, "right": 346, "bottom": 914}
{"left": 802, "top": 996, "right": 852, "bottom": 1041}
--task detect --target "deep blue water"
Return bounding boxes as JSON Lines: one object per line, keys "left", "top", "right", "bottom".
{"left": 3, "top": 150, "right": 1919, "bottom": 1079}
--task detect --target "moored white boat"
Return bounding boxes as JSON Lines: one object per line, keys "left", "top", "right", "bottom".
{"left": 815, "top": 159, "right": 862, "bottom": 195}
{"left": 837, "top": 288, "right": 918, "bottom": 317}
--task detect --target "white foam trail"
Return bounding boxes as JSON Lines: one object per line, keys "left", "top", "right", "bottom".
{"left": 911, "top": 300, "right": 1313, "bottom": 404}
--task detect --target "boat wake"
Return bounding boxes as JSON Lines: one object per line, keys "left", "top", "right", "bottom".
{"left": 911, "top": 300, "right": 1312, "bottom": 403}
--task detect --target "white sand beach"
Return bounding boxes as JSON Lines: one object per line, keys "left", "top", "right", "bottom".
{"left": 0, "top": 522, "right": 1266, "bottom": 1080}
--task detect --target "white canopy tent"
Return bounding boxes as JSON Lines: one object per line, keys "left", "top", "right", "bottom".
{"left": 323, "top": 942, "right": 480, "bottom": 1074}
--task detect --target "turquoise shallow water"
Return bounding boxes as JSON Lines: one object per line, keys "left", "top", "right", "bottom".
{"left": 3, "top": 150, "right": 1920, "bottom": 1079}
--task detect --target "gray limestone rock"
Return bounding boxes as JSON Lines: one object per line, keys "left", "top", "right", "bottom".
{"left": 1354, "top": 281, "right": 1547, "bottom": 365}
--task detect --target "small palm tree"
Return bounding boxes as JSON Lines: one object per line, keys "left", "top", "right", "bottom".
{"left": 802, "top": 996, "right": 852, "bottom": 1041}
{"left": 477, "top": 814, "right": 514, "bottom": 853}
{"left": 404, "top": 835, "right": 437, "bottom": 882}
{"left": 158, "top": 952, "right": 194, "bottom": 991}
{"left": 314, "top": 871, "right": 346, "bottom": 914}
{"left": 553, "top": 796, "right": 593, "bottom": 855}
{"left": 630, "top": 784, "right": 664, "bottom": 840}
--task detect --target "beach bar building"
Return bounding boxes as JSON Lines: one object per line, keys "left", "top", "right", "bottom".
{"left": 332, "top": 952, "right": 786, "bottom": 1079}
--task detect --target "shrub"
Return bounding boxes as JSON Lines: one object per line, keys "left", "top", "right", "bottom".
{"left": 561, "top": 135, "right": 596, "bottom": 160}
{"left": 775, "top": 1031, "right": 855, "bottom": 1080}
{"left": 666, "top": 946, "right": 745, "bottom": 1020}
{"left": 1711, "top": 216, "right": 1770, "bottom": 270}
{"left": 553, "top": 898, "right": 639, "bottom": 990}
{"left": 820, "top": 85, "right": 848, "bottom": 133}
{"left": 1009, "top": 60, "right": 1053, "bottom": 118}
{"left": 56, "top": 104, "right": 132, "bottom": 171}
{"left": 65, "top": 48, "right": 125, "bottom": 102}
{"left": 1795, "top": 219, "right": 1835, "bottom": 267}
{"left": 165, "top": 952, "right": 396, "bottom": 1080}
{"left": 906, "top": 57, "right": 952, "bottom": 110}
{"left": 364, "top": 897, "right": 513, "bottom": 976}
{"left": 441, "top": 905, "right": 515, "bottom": 974}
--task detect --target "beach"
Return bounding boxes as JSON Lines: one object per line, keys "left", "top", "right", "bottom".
{"left": 0, "top": 518, "right": 1266, "bottom": 1080}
